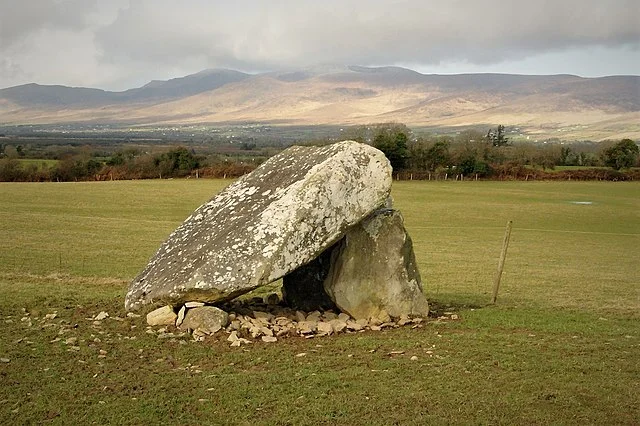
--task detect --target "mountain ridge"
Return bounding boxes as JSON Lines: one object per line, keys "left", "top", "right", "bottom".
{"left": 1, "top": 66, "right": 638, "bottom": 140}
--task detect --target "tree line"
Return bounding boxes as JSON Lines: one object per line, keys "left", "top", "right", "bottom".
{"left": 0, "top": 124, "right": 638, "bottom": 182}
{"left": 0, "top": 146, "right": 263, "bottom": 182}
{"left": 354, "top": 123, "right": 639, "bottom": 179}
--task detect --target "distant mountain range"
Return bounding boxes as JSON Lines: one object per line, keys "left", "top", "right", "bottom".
{"left": 1, "top": 66, "right": 639, "bottom": 140}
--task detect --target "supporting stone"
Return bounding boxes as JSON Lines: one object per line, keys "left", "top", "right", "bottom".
{"left": 323, "top": 209, "right": 429, "bottom": 321}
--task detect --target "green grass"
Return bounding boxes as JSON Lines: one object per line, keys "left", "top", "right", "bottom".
{"left": 0, "top": 180, "right": 638, "bottom": 425}
{"left": 16, "top": 158, "right": 59, "bottom": 169}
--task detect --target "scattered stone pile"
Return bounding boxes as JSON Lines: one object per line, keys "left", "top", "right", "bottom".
{"left": 146, "top": 294, "right": 427, "bottom": 346}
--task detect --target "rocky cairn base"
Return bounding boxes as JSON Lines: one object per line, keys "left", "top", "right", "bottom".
{"left": 146, "top": 293, "right": 427, "bottom": 346}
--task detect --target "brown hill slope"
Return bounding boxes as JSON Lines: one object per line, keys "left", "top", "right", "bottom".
{"left": 1, "top": 66, "right": 638, "bottom": 140}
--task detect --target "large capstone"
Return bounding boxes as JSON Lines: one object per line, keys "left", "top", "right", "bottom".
{"left": 323, "top": 209, "right": 429, "bottom": 321}
{"left": 125, "top": 141, "right": 392, "bottom": 311}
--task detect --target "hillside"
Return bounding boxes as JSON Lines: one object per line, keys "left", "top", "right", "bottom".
{"left": 1, "top": 66, "right": 638, "bottom": 140}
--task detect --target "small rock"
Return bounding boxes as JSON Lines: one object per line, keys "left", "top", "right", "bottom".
{"left": 146, "top": 306, "right": 177, "bottom": 326}
{"left": 227, "top": 331, "right": 240, "bottom": 342}
{"left": 306, "top": 311, "right": 322, "bottom": 322}
{"left": 451, "top": 314, "right": 459, "bottom": 320}
{"left": 126, "top": 312, "right": 141, "bottom": 318}
{"left": 185, "top": 301, "right": 205, "bottom": 308}
{"left": 175, "top": 306, "right": 186, "bottom": 327}
{"left": 261, "top": 336, "right": 277, "bottom": 343}
{"left": 346, "top": 320, "right": 363, "bottom": 331}
{"left": 397, "top": 314, "right": 411, "bottom": 326}
{"left": 297, "top": 321, "right": 316, "bottom": 334}
{"left": 322, "top": 311, "right": 338, "bottom": 321}
{"left": 44, "top": 313, "right": 57, "bottom": 320}
{"left": 316, "top": 321, "right": 334, "bottom": 336}
{"left": 192, "top": 329, "right": 207, "bottom": 341}
{"left": 370, "top": 325, "right": 381, "bottom": 331}
{"left": 227, "top": 320, "right": 241, "bottom": 332}
{"left": 329, "top": 319, "right": 347, "bottom": 333}
{"left": 94, "top": 312, "right": 109, "bottom": 321}
{"left": 64, "top": 337, "right": 78, "bottom": 345}
{"left": 295, "top": 352, "right": 307, "bottom": 357}
{"left": 338, "top": 313, "right": 351, "bottom": 322}
{"left": 295, "top": 311, "right": 307, "bottom": 322}
{"left": 248, "top": 326, "right": 262, "bottom": 338}
{"left": 410, "top": 356, "right": 418, "bottom": 361}
{"left": 0, "top": 358, "right": 9, "bottom": 363}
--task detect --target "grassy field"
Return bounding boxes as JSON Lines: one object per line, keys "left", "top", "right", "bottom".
{"left": 0, "top": 180, "right": 638, "bottom": 425}
{"left": 16, "top": 158, "right": 59, "bottom": 169}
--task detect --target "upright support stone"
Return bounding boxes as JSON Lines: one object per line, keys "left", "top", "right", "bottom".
{"left": 323, "top": 209, "right": 429, "bottom": 321}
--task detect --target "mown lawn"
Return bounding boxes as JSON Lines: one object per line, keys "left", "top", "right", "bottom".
{"left": 0, "top": 180, "right": 638, "bottom": 425}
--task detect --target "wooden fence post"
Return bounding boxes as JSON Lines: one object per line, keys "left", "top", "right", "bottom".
{"left": 491, "top": 220, "right": 513, "bottom": 304}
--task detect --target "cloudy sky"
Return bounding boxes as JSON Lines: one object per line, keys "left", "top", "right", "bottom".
{"left": 1, "top": 0, "right": 638, "bottom": 90}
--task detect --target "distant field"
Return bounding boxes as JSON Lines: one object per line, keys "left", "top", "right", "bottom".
{"left": 16, "top": 158, "right": 59, "bottom": 169}
{"left": 524, "top": 165, "right": 609, "bottom": 173}
{"left": 0, "top": 180, "right": 638, "bottom": 424}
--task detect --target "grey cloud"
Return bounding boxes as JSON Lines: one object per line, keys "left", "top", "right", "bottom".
{"left": 0, "top": 56, "right": 24, "bottom": 80}
{"left": 94, "top": 0, "right": 640, "bottom": 71}
{"left": 0, "top": 0, "right": 98, "bottom": 47}
{"left": 1, "top": 0, "right": 637, "bottom": 89}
